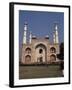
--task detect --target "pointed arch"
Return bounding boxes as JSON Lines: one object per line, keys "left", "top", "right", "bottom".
{"left": 25, "top": 55, "right": 31, "bottom": 64}
{"left": 35, "top": 43, "right": 47, "bottom": 63}
{"left": 25, "top": 47, "right": 31, "bottom": 54}
{"left": 50, "top": 54, "right": 56, "bottom": 61}
{"left": 50, "top": 47, "right": 56, "bottom": 53}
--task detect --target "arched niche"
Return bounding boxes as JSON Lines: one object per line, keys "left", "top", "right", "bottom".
{"left": 50, "top": 54, "right": 56, "bottom": 61}
{"left": 35, "top": 43, "right": 47, "bottom": 63}
{"left": 25, "top": 55, "right": 31, "bottom": 64}
{"left": 50, "top": 47, "right": 56, "bottom": 53}
{"left": 25, "top": 47, "right": 31, "bottom": 54}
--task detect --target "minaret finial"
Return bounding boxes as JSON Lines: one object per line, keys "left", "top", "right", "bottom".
{"left": 23, "top": 22, "right": 28, "bottom": 44}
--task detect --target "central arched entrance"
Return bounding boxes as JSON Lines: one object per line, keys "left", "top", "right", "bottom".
{"left": 35, "top": 43, "right": 47, "bottom": 63}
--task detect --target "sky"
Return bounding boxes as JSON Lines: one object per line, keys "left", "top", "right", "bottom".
{"left": 19, "top": 10, "right": 64, "bottom": 48}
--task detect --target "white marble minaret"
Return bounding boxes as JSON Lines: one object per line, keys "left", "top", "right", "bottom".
{"left": 53, "top": 24, "right": 59, "bottom": 44}
{"left": 29, "top": 31, "right": 32, "bottom": 44}
{"left": 53, "top": 32, "right": 56, "bottom": 43}
{"left": 23, "top": 22, "right": 28, "bottom": 44}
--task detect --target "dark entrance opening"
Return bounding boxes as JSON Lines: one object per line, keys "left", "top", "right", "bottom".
{"left": 39, "top": 57, "right": 43, "bottom": 63}
{"left": 39, "top": 49, "right": 43, "bottom": 54}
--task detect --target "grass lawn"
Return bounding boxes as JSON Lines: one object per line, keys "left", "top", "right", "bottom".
{"left": 19, "top": 64, "right": 63, "bottom": 79}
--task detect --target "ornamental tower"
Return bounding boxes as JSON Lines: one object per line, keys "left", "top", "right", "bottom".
{"left": 23, "top": 22, "right": 28, "bottom": 44}
{"left": 29, "top": 31, "right": 32, "bottom": 44}
{"left": 53, "top": 23, "right": 59, "bottom": 44}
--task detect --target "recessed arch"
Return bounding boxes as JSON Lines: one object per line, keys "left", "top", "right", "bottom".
{"left": 35, "top": 43, "right": 47, "bottom": 63}
{"left": 25, "top": 47, "right": 31, "bottom": 54}
{"left": 25, "top": 55, "right": 31, "bottom": 63}
{"left": 50, "top": 47, "right": 56, "bottom": 53}
{"left": 35, "top": 43, "right": 47, "bottom": 50}
{"left": 50, "top": 54, "right": 56, "bottom": 61}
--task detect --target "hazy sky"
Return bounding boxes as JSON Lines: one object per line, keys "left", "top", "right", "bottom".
{"left": 19, "top": 10, "right": 64, "bottom": 48}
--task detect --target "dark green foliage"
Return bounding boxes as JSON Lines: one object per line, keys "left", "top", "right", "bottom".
{"left": 57, "top": 42, "right": 64, "bottom": 60}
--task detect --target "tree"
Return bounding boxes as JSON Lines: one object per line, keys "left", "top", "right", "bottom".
{"left": 57, "top": 42, "right": 64, "bottom": 60}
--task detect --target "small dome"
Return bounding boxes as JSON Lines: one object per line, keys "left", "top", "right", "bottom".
{"left": 45, "top": 35, "right": 49, "bottom": 39}
{"left": 32, "top": 35, "right": 37, "bottom": 39}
